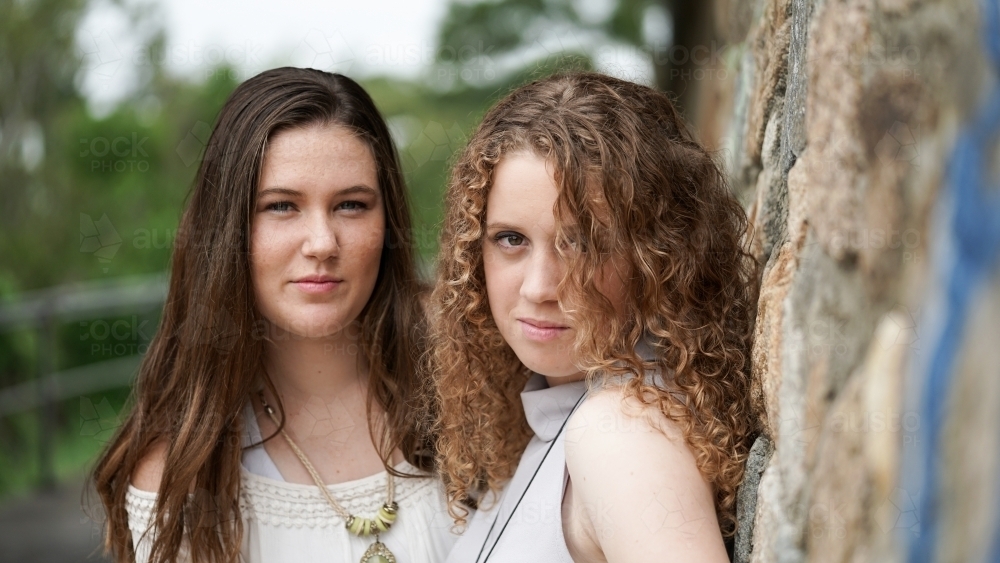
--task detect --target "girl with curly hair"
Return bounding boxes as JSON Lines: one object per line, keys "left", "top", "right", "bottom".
{"left": 430, "top": 72, "right": 760, "bottom": 562}
{"left": 92, "top": 68, "right": 458, "bottom": 563}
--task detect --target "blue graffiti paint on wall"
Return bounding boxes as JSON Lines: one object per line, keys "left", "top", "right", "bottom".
{"left": 909, "top": 1, "right": 1000, "bottom": 562}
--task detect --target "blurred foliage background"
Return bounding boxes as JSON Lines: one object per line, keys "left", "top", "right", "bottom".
{"left": 0, "top": 0, "right": 716, "bottom": 499}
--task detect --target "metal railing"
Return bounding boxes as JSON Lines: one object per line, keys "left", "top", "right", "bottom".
{"left": 0, "top": 274, "right": 167, "bottom": 488}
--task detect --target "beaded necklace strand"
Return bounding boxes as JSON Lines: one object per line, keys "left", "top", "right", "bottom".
{"left": 258, "top": 392, "right": 398, "bottom": 563}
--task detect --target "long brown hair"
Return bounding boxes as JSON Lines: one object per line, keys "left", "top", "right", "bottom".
{"left": 430, "top": 72, "right": 760, "bottom": 536}
{"left": 92, "top": 67, "right": 429, "bottom": 563}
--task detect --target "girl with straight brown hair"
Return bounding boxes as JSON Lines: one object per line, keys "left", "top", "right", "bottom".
{"left": 430, "top": 72, "right": 760, "bottom": 562}
{"left": 92, "top": 67, "right": 457, "bottom": 563}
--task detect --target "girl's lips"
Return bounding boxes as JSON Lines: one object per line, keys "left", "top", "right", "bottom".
{"left": 293, "top": 280, "right": 342, "bottom": 294}
{"left": 518, "top": 319, "right": 569, "bottom": 342}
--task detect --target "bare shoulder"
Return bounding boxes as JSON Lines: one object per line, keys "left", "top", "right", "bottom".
{"left": 564, "top": 385, "right": 701, "bottom": 490}
{"left": 562, "top": 385, "right": 728, "bottom": 562}
{"left": 565, "top": 384, "right": 685, "bottom": 454}
{"left": 131, "top": 440, "right": 169, "bottom": 492}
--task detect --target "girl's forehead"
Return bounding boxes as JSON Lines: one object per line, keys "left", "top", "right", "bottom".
{"left": 487, "top": 154, "right": 557, "bottom": 213}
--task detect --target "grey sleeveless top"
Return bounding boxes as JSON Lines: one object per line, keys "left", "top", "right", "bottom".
{"left": 445, "top": 341, "right": 663, "bottom": 563}
{"left": 444, "top": 373, "right": 587, "bottom": 563}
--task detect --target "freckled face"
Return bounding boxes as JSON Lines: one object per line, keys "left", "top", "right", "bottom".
{"left": 251, "top": 124, "right": 384, "bottom": 339}
{"left": 482, "top": 152, "right": 628, "bottom": 380}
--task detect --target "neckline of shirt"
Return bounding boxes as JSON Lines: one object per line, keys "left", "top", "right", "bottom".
{"left": 127, "top": 459, "right": 427, "bottom": 501}
{"left": 519, "top": 339, "right": 663, "bottom": 442}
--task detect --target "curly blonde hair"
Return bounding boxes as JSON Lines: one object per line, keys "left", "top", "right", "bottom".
{"left": 429, "top": 72, "right": 760, "bottom": 537}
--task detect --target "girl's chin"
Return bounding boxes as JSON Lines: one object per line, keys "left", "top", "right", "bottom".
{"left": 258, "top": 315, "right": 358, "bottom": 340}
{"left": 514, "top": 352, "right": 579, "bottom": 379}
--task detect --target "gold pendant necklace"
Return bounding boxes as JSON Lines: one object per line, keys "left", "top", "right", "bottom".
{"left": 259, "top": 392, "right": 398, "bottom": 563}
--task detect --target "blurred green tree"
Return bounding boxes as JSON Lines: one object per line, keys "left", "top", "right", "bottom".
{"left": 0, "top": 0, "right": 731, "bottom": 497}
{"left": 433, "top": 0, "right": 721, "bottom": 118}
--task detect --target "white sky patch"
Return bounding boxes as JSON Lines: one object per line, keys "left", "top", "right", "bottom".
{"left": 76, "top": 0, "right": 449, "bottom": 115}
{"left": 74, "top": 0, "right": 667, "bottom": 116}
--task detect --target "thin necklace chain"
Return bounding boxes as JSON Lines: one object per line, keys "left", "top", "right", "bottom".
{"left": 257, "top": 392, "right": 396, "bottom": 522}
{"left": 475, "top": 391, "right": 587, "bottom": 563}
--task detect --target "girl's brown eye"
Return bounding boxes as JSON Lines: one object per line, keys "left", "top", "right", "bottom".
{"left": 495, "top": 232, "right": 526, "bottom": 248}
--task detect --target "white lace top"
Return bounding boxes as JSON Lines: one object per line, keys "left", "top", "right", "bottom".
{"left": 125, "top": 403, "right": 461, "bottom": 563}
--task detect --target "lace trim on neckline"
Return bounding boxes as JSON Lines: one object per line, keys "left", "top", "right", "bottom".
{"left": 240, "top": 459, "right": 427, "bottom": 501}
{"left": 126, "top": 461, "right": 443, "bottom": 529}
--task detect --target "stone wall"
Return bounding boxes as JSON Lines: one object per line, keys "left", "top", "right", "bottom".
{"left": 705, "top": 0, "right": 1000, "bottom": 561}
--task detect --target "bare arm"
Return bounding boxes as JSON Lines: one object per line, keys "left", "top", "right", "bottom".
{"left": 129, "top": 440, "right": 195, "bottom": 563}
{"left": 563, "top": 389, "right": 729, "bottom": 563}
{"left": 132, "top": 439, "right": 168, "bottom": 492}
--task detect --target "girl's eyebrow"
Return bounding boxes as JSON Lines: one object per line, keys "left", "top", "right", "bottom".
{"left": 258, "top": 185, "right": 378, "bottom": 198}
{"left": 258, "top": 186, "right": 301, "bottom": 197}
{"left": 485, "top": 222, "right": 523, "bottom": 232}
